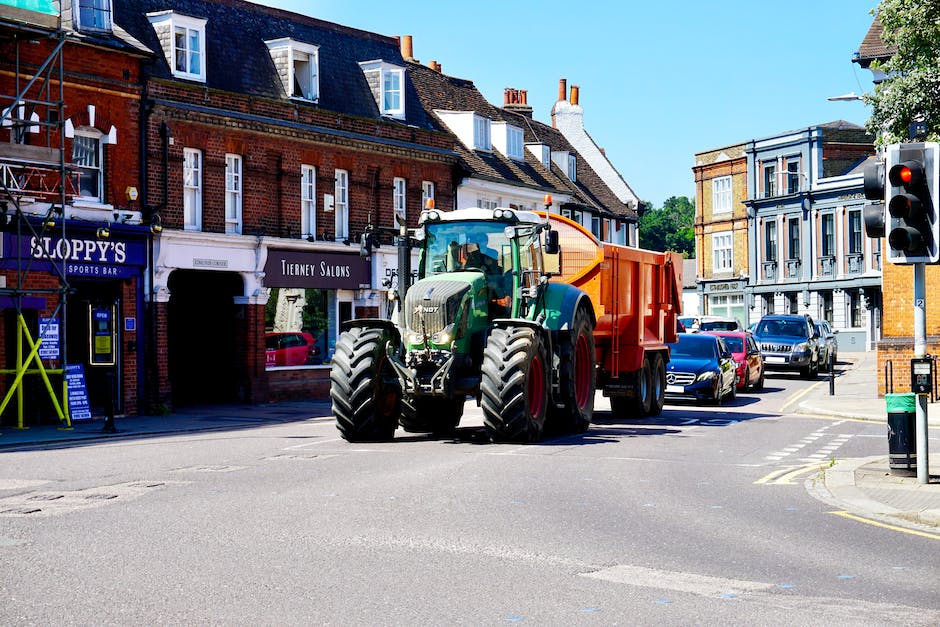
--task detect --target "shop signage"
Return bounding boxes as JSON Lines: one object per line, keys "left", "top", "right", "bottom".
{"left": 704, "top": 280, "right": 743, "bottom": 294}
{"left": 64, "top": 363, "right": 92, "bottom": 422}
{"left": 38, "top": 317, "right": 60, "bottom": 360}
{"left": 265, "top": 249, "right": 371, "bottom": 289}
{"left": 3, "top": 233, "right": 146, "bottom": 278}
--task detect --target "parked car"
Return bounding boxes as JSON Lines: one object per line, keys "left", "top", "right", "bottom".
{"left": 815, "top": 320, "right": 838, "bottom": 369}
{"left": 265, "top": 331, "right": 320, "bottom": 366}
{"left": 703, "top": 330, "right": 765, "bottom": 390}
{"left": 752, "top": 314, "right": 820, "bottom": 379}
{"left": 664, "top": 333, "right": 737, "bottom": 404}
{"left": 678, "top": 316, "right": 701, "bottom": 332}
{"left": 697, "top": 316, "right": 745, "bottom": 332}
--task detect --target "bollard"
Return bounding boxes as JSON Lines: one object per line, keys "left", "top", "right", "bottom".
{"left": 828, "top": 354, "right": 835, "bottom": 396}
{"left": 885, "top": 393, "right": 916, "bottom": 476}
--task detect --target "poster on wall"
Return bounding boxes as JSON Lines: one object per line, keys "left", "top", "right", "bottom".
{"left": 38, "top": 317, "right": 60, "bottom": 360}
{"left": 64, "top": 363, "right": 92, "bottom": 422}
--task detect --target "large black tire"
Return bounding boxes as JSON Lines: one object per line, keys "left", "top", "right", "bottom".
{"left": 547, "top": 307, "right": 595, "bottom": 433}
{"left": 331, "top": 327, "right": 401, "bottom": 442}
{"left": 400, "top": 396, "right": 464, "bottom": 436}
{"left": 609, "top": 358, "right": 653, "bottom": 419}
{"left": 481, "top": 326, "right": 549, "bottom": 442}
{"left": 647, "top": 353, "right": 666, "bottom": 416}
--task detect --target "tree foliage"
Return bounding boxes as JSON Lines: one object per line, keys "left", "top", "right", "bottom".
{"left": 638, "top": 196, "right": 695, "bottom": 257}
{"left": 864, "top": 0, "right": 940, "bottom": 143}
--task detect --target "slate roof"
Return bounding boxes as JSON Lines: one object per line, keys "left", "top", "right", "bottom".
{"left": 408, "top": 61, "right": 634, "bottom": 219}
{"left": 113, "top": 0, "right": 433, "bottom": 128}
{"left": 854, "top": 16, "right": 895, "bottom": 67}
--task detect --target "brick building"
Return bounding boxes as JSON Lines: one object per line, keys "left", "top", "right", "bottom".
{"left": 115, "top": 0, "right": 458, "bottom": 408}
{"left": 1, "top": 1, "right": 152, "bottom": 425}
{"left": 692, "top": 143, "right": 749, "bottom": 324}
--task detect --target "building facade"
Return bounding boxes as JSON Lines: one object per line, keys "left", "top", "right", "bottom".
{"left": 743, "top": 122, "right": 879, "bottom": 350}
{"left": 115, "top": 0, "right": 458, "bottom": 409}
{"left": 692, "top": 143, "right": 749, "bottom": 325}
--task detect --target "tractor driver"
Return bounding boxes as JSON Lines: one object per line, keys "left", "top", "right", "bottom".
{"left": 463, "top": 232, "right": 500, "bottom": 274}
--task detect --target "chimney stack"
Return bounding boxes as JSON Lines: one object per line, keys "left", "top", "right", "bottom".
{"left": 400, "top": 35, "right": 414, "bottom": 61}
{"left": 570, "top": 85, "right": 580, "bottom": 105}
{"left": 503, "top": 87, "right": 533, "bottom": 118}
{"left": 557, "top": 78, "right": 567, "bottom": 102}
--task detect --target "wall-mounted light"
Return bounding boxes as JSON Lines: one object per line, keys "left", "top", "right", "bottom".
{"left": 42, "top": 218, "right": 55, "bottom": 229}
{"left": 97, "top": 226, "right": 110, "bottom": 239}
{"left": 150, "top": 213, "right": 162, "bottom": 234}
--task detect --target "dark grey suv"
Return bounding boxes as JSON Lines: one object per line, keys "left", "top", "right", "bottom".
{"left": 753, "top": 314, "right": 820, "bottom": 379}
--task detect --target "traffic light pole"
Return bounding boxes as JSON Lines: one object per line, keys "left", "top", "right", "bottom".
{"left": 913, "top": 263, "right": 930, "bottom": 484}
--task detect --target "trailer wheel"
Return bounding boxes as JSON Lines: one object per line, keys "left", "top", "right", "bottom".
{"left": 609, "top": 357, "right": 653, "bottom": 418}
{"left": 400, "top": 396, "right": 464, "bottom": 436}
{"left": 648, "top": 353, "right": 666, "bottom": 416}
{"left": 481, "top": 326, "right": 548, "bottom": 442}
{"left": 331, "top": 326, "right": 400, "bottom": 442}
{"left": 547, "top": 306, "right": 595, "bottom": 433}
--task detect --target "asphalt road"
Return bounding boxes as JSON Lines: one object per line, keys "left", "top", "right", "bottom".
{"left": 2, "top": 373, "right": 939, "bottom": 625}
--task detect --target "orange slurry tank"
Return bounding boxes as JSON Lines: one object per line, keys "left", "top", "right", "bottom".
{"left": 541, "top": 212, "right": 683, "bottom": 385}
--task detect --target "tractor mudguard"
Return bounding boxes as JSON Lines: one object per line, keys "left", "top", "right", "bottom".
{"left": 340, "top": 318, "right": 402, "bottom": 345}
{"left": 538, "top": 283, "right": 595, "bottom": 332}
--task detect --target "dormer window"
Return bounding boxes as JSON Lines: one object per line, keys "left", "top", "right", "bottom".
{"left": 473, "top": 115, "right": 491, "bottom": 151}
{"left": 76, "top": 0, "right": 111, "bottom": 31}
{"left": 147, "top": 11, "right": 207, "bottom": 82}
{"left": 526, "top": 143, "right": 551, "bottom": 168}
{"left": 567, "top": 154, "right": 577, "bottom": 182}
{"left": 492, "top": 122, "right": 524, "bottom": 161}
{"left": 266, "top": 38, "right": 319, "bottom": 102}
{"left": 358, "top": 60, "right": 405, "bottom": 119}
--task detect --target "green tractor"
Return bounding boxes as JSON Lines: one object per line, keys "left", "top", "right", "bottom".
{"left": 330, "top": 207, "right": 596, "bottom": 443}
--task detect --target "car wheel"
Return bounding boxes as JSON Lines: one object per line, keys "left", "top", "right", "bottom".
{"left": 726, "top": 378, "right": 736, "bottom": 402}
{"left": 753, "top": 367, "right": 765, "bottom": 391}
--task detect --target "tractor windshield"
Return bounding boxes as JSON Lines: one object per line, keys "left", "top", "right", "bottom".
{"left": 420, "top": 221, "right": 511, "bottom": 277}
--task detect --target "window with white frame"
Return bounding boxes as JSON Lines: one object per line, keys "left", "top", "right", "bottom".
{"left": 473, "top": 115, "right": 491, "bottom": 151}
{"left": 225, "top": 154, "right": 242, "bottom": 234}
{"left": 591, "top": 216, "right": 601, "bottom": 239}
{"left": 821, "top": 213, "right": 835, "bottom": 257}
{"left": 785, "top": 157, "right": 801, "bottom": 194}
{"left": 848, "top": 209, "right": 862, "bottom": 254}
{"left": 301, "top": 165, "right": 316, "bottom": 238}
{"left": 764, "top": 220, "right": 777, "bottom": 262}
{"left": 265, "top": 39, "right": 319, "bottom": 102}
{"left": 76, "top": 0, "right": 111, "bottom": 31}
{"left": 393, "top": 177, "right": 406, "bottom": 226}
{"left": 506, "top": 126, "right": 523, "bottom": 160}
{"left": 421, "top": 181, "right": 434, "bottom": 210}
{"left": 358, "top": 60, "right": 405, "bottom": 118}
{"left": 476, "top": 198, "right": 497, "bottom": 211}
{"left": 72, "top": 129, "right": 103, "bottom": 202}
{"left": 567, "top": 154, "right": 577, "bottom": 182}
{"left": 334, "top": 169, "right": 348, "bottom": 239}
{"left": 712, "top": 231, "right": 733, "bottom": 272}
{"left": 762, "top": 161, "right": 777, "bottom": 198}
{"left": 712, "top": 175, "right": 732, "bottom": 214}
{"left": 183, "top": 148, "right": 202, "bottom": 230}
{"left": 147, "top": 13, "right": 207, "bottom": 82}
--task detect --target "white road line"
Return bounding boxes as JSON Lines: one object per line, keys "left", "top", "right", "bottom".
{"left": 581, "top": 564, "right": 775, "bottom": 596}
{"left": 283, "top": 437, "right": 345, "bottom": 450}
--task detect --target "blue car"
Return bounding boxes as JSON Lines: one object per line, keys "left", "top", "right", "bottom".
{"left": 665, "top": 333, "right": 737, "bottom": 404}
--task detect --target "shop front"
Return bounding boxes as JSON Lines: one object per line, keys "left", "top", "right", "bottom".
{"left": 701, "top": 279, "right": 747, "bottom": 327}
{"left": 0, "top": 222, "right": 148, "bottom": 423}
{"left": 263, "top": 246, "right": 371, "bottom": 400}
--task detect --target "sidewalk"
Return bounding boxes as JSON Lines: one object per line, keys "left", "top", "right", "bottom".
{"left": 797, "top": 350, "right": 940, "bottom": 532}
{"left": 2, "top": 357, "right": 938, "bottom": 533}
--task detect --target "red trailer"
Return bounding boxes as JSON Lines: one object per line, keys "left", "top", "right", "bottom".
{"left": 544, "top": 212, "right": 683, "bottom": 416}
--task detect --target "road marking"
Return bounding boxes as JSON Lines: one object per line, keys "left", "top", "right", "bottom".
{"left": 830, "top": 511, "right": 940, "bottom": 541}
{"left": 581, "top": 564, "right": 775, "bottom": 597}
{"left": 283, "top": 437, "right": 344, "bottom": 450}
{"left": 779, "top": 381, "right": 823, "bottom": 413}
{"left": 755, "top": 462, "right": 824, "bottom": 485}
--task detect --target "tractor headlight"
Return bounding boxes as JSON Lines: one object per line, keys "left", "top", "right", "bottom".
{"left": 696, "top": 370, "right": 717, "bottom": 382}
{"left": 407, "top": 332, "right": 424, "bottom": 346}
{"left": 431, "top": 324, "right": 455, "bottom": 345}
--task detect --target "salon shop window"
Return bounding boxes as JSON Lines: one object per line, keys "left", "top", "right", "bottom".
{"left": 265, "top": 288, "right": 333, "bottom": 368}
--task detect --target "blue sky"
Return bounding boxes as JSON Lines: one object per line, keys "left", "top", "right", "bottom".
{"left": 256, "top": 1, "right": 878, "bottom": 209}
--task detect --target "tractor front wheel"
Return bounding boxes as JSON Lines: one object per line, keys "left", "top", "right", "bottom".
{"left": 331, "top": 326, "right": 401, "bottom": 442}
{"left": 481, "top": 326, "right": 548, "bottom": 442}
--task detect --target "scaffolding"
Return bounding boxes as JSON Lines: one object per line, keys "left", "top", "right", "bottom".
{"left": 0, "top": 3, "right": 76, "bottom": 431}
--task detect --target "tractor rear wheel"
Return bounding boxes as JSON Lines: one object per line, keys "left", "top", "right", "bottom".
{"left": 547, "top": 307, "right": 595, "bottom": 433}
{"left": 481, "top": 326, "right": 548, "bottom": 442}
{"left": 331, "top": 326, "right": 400, "bottom": 442}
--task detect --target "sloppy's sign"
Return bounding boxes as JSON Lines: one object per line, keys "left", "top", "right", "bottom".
{"left": 265, "top": 249, "right": 370, "bottom": 289}
{"left": 3, "top": 233, "right": 147, "bottom": 278}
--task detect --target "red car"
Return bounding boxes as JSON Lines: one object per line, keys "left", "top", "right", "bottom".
{"left": 265, "top": 332, "right": 320, "bottom": 366}
{"left": 703, "top": 330, "right": 764, "bottom": 390}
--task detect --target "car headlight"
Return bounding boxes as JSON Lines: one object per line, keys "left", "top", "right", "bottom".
{"left": 431, "top": 324, "right": 455, "bottom": 345}
{"left": 696, "top": 370, "right": 717, "bottom": 382}
{"left": 792, "top": 342, "right": 808, "bottom": 353}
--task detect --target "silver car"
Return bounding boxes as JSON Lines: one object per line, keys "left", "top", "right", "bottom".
{"left": 815, "top": 320, "right": 838, "bottom": 369}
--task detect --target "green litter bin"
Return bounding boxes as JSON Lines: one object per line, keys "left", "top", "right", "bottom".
{"left": 885, "top": 393, "right": 917, "bottom": 476}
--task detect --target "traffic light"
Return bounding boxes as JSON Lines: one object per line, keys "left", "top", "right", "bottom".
{"left": 862, "top": 158, "right": 885, "bottom": 238}
{"left": 883, "top": 142, "right": 940, "bottom": 264}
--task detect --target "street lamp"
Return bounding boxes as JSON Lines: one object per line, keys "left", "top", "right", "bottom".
{"left": 827, "top": 92, "right": 862, "bottom": 102}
